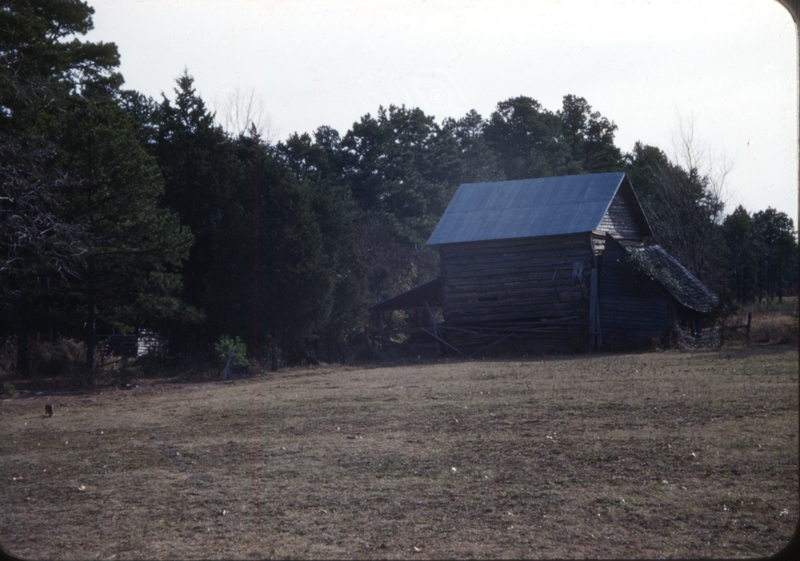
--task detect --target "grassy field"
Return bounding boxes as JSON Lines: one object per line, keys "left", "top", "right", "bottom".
{"left": 0, "top": 345, "right": 797, "bottom": 559}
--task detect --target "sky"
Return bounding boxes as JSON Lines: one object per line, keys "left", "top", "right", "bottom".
{"left": 85, "top": 0, "right": 799, "bottom": 225}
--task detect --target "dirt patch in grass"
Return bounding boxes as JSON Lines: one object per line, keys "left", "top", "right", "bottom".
{"left": 0, "top": 345, "right": 797, "bottom": 559}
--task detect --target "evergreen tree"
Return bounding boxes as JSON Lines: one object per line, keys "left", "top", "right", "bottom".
{"left": 149, "top": 72, "right": 243, "bottom": 350}
{"left": 0, "top": 0, "right": 190, "bottom": 373}
{"left": 342, "top": 105, "right": 450, "bottom": 233}
{"left": 276, "top": 131, "right": 369, "bottom": 358}
{"left": 58, "top": 94, "right": 194, "bottom": 380}
{"left": 557, "top": 95, "right": 623, "bottom": 173}
{"left": 440, "top": 109, "right": 504, "bottom": 184}
{"left": 483, "top": 96, "right": 571, "bottom": 179}
{"left": 721, "top": 206, "right": 759, "bottom": 303}
{"left": 339, "top": 105, "right": 453, "bottom": 300}
{"left": 0, "top": 0, "right": 121, "bottom": 133}
{"left": 216, "top": 136, "right": 343, "bottom": 357}
{"left": 752, "top": 208, "right": 798, "bottom": 301}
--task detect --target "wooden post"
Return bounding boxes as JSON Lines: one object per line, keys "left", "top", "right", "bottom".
{"left": 589, "top": 267, "right": 602, "bottom": 350}
{"left": 270, "top": 339, "right": 279, "bottom": 371}
{"left": 746, "top": 312, "right": 752, "bottom": 341}
{"left": 589, "top": 239, "right": 601, "bottom": 351}
{"left": 221, "top": 346, "right": 236, "bottom": 380}
{"left": 364, "top": 326, "right": 375, "bottom": 356}
{"left": 425, "top": 301, "right": 442, "bottom": 355}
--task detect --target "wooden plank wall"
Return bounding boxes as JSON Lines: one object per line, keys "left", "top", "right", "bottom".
{"left": 596, "top": 187, "right": 644, "bottom": 244}
{"left": 598, "top": 238, "right": 675, "bottom": 349}
{"left": 441, "top": 328, "right": 591, "bottom": 356}
{"left": 439, "top": 234, "right": 594, "bottom": 352}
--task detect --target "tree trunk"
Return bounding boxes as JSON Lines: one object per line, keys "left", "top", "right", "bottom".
{"left": 270, "top": 338, "right": 279, "bottom": 371}
{"left": 85, "top": 269, "right": 96, "bottom": 385}
{"left": 15, "top": 305, "right": 29, "bottom": 378}
{"left": 337, "top": 340, "right": 348, "bottom": 365}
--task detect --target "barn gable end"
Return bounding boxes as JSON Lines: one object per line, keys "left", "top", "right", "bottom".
{"left": 595, "top": 178, "right": 650, "bottom": 246}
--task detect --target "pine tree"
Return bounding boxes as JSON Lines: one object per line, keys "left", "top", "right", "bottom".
{"left": 276, "top": 131, "right": 369, "bottom": 358}
{"left": 149, "top": 72, "right": 243, "bottom": 350}
{"left": 58, "top": 94, "right": 194, "bottom": 380}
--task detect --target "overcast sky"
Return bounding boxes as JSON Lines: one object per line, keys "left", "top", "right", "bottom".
{"left": 86, "top": 0, "right": 798, "bottom": 225}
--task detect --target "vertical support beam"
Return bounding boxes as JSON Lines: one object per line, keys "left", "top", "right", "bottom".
{"left": 589, "top": 237, "right": 602, "bottom": 351}
{"left": 425, "top": 301, "right": 442, "bottom": 355}
{"left": 591, "top": 267, "right": 602, "bottom": 349}
{"left": 270, "top": 338, "right": 279, "bottom": 371}
{"left": 364, "top": 325, "right": 375, "bottom": 357}
{"left": 746, "top": 312, "right": 752, "bottom": 341}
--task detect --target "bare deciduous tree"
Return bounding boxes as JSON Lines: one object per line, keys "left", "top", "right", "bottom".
{"left": 215, "top": 86, "right": 275, "bottom": 141}
{"left": 669, "top": 113, "right": 733, "bottom": 216}
{"left": 0, "top": 133, "right": 84, "bottom": 300}
{"left": 628, "top": 116, "right": 734, "bottom": 289}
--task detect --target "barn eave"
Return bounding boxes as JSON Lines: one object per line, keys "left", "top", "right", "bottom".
{"left": 370, "top": 277, "right": 443, "bottom": 312}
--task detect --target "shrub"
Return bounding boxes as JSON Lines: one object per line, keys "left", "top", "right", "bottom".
{"left": 214, "top": 335, "right": 248, "bottom": 367}
{"left": 29, "top": 338, "right": 86, "bottom": 376}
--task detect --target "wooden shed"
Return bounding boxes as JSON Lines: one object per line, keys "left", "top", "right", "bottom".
{"left": 599, "top": 234, "right": 719, "bottom": 349}
{"left": 372, "top": 172, "right": 718, "bottom": 354}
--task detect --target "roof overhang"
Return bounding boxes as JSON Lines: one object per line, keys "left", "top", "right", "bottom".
{"left": 370, "top": 278, "right": 442, "bottom": 312}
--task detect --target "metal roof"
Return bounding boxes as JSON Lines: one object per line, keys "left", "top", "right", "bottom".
{"left": 427, "top": 172, "right": 637, "bottom": 245}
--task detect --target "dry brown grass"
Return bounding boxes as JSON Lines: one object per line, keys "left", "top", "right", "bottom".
{"left": 750, "top": 301, "right": 798, "bottom": 345}
{"left": 726, "top": 298, "right": 799, "bottom": 346}
{"left": 0, "top": 345, "right": 797, "bottom": 559}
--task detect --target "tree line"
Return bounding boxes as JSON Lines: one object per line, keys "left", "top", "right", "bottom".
{"left": 2, "top": 1, "right": 797, "bottom": 381}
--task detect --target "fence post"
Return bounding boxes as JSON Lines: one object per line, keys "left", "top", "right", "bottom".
{"left": 221, "top": 346, "right": 236, "bottom": 380}
{"left": 746, "top": 312, "right": 752, "bottom": 341}
{"left": 425, "top": 301, "right": 442, "bottom": 355}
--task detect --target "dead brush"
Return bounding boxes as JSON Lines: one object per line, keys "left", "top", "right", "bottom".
{"left": 28, "top": 338, "right": 87, "bottom": 376}
{"left": 742, "top": 299, "right": 799, "bottom": 345}
{"left": 0, "top": 337, "right": 15, "bottom": 374}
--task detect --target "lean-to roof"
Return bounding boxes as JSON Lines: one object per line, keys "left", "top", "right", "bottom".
{"left": 370, "top": 277, "right": 442, "bottom": 312}
{"left": 635, "top": 245, "right": 719, "bottom": 313}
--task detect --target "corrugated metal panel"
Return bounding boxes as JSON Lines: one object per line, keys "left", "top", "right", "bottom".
{"left": 427, "top": 172, "right": 627, "bottom": 245}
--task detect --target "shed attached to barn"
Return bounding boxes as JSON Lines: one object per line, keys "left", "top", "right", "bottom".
{"left": 371, "top": 172, "right": 718, "bottom": 354}
{"left": 598, "top": 234, "right": 719, "bottom": 349}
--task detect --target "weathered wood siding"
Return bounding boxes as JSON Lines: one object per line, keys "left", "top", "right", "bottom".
{"left": 598, "top": 237, "right": 675, "bottom": 349}
{"left": 440, "top": 234, "right": 594, "bottom": 352}
{"left": 597, "top": 186, "right": 644, "bottom": 244}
